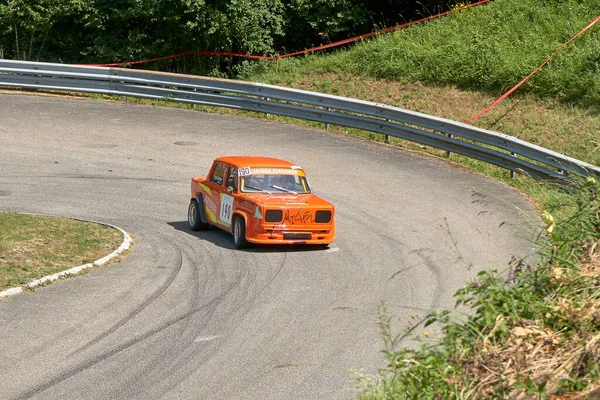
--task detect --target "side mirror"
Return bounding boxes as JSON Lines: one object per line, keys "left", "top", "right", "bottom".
{"left": 227, "top": 186, "right": 234, "bottom": 193}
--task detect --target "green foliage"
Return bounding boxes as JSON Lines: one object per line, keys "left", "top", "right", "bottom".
{"left": 0, "top": 0, "right": 287, "bottom": 70}
{"left": 227, "top": 0, "right": 284, "bottom": 53}
{"left": 283, "top": 0, "right": 368, "bottom": 49}
{"left": 0, "top": 0, "right": 477, "bottom": 75}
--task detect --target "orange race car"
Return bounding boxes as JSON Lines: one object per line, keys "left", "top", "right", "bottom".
{"left": 188, "top": 156, "right": 335, "bottom": 248}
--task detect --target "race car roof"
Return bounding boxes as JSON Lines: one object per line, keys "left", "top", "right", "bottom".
{"left": 215, "top": 156, "right": 301, "bottom": 169}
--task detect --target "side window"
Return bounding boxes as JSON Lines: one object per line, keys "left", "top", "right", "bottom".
{"left": 225, "top": 166, "right": 238, "bottom": 191}
{"left": 210, "top": 162, "right": 227, "bottom": 186}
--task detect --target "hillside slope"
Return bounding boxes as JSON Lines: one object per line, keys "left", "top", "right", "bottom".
{"left": 245, "top": 0, "right": 600, "bottom": 106}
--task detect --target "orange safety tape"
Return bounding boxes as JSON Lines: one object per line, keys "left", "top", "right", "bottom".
{"left": 465, "top": 14, "right": 600, "bottom": 124}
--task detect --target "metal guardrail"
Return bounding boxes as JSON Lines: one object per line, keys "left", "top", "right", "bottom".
{"left": 1, "top": 59, "right": 598, "bottom": 181}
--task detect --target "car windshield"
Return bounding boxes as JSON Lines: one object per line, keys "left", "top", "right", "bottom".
{"left": 241, "top": 173, "right": 311, "bottom": 194}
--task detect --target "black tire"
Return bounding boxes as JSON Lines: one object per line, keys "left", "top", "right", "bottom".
{"left": 233, "top": 215, "right": 249, "bottom": 249}
{"left": 188, "top": 199, "right": 208, "bottom": 231}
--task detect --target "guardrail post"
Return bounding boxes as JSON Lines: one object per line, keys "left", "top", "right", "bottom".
{"left": 511, "top": 152, "right": 516, "bottom": 179}
{"left": 447, "top": 134, "right": 454, "bottom": 159}
{"left": 119, "top": 81, "right": 126, "bottom": 101}
{"left": 193, "top": 88, "right": 197, "bottom": 110}
{"left": 385, "top": 119, "right": 391, "bottom": 144}
{"left": 265, "top": 97, "right": 269, "bottom": 117}
{"left": 326, "top": 108, "right": 331, "bottom": 129}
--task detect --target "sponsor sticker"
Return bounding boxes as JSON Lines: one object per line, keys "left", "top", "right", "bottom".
{"left": 250, "top": 168, "right": 305, "bottom": 176}
{"left": 237, "top": 200, "right": 256, "bottom": 213}
{"left": 204, "top": 196, "right": 218, "bottom": 215}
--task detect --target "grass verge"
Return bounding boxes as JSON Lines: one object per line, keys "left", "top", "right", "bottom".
{"left": 0, "top": 213, "right": 124, "bottom": 291}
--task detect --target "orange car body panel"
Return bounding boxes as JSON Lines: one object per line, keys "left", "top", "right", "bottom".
{"left": 190, "top": 156, "right": 335, "bottom": 245}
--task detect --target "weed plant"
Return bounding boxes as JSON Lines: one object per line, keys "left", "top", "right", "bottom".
{"left": 358, "top": 177, "right": 600, "bottom": 398}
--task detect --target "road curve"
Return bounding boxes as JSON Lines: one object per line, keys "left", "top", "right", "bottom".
{"left": 0, "top": 93, "right": 538, "bottom": 399}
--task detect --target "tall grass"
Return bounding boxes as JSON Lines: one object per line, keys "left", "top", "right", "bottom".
{"left": 243, "top": 0, "right": 600, "bottom": 107}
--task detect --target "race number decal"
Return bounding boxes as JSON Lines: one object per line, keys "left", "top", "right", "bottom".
{"left": 220, "top": 194, "right": 234, "bottom": 225}
{"left": 239, "top": 167, "right": 251, "bottom": 176}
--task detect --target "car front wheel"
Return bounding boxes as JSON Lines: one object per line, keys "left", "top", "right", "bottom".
{"left": 233, "top": 216, "right": 249, "bottom": 249}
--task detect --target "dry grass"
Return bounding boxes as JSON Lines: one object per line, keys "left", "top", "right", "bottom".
{"left": 462, "top": 242, "right": 600, "bottom": 399}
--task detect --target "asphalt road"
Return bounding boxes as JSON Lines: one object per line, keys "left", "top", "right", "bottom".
{"left": 0, "top": 93, "right": 539, "bottom": 399}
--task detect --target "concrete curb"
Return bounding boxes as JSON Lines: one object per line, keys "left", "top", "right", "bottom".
{"left": 0, "top": 217, "right": 132, "bottom": 299}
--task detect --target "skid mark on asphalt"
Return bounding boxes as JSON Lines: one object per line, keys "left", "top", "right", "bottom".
{"left": 107, "top": 239, "right": 294, "bottom": 398}
{"left": 274, "top": 363, "right": 300, "bottom": 369}
{"left": 113, "top": 243, "right": 235, "bottom": 399}
{"left": 411, "top": 248, "right": 444, "bottom": 308}
{"left": 12, "top": 264, "right": 246, "bottom": 400}
{"left": 71, "top": 241, "right": 185, "bottom": 356}
{"left": 137, "top": 247, "right": 291, "bottom": 398}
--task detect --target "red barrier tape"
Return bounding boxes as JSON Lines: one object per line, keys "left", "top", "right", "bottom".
{"left": 87, "top": 0, "right": 491, "bottom": 67}
{"left": 465, "top": 15, "right": 600, "bottom": 124}
{"left": 86, "top": 50, "right": 275, "bottom": 67}
{"left": 86, "top": 51, "right": 195, "bottom": 67}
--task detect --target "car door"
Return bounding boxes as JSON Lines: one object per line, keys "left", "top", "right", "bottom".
{"left": 205, "top": 162, "right": 228, "bottom": 228}
{"left": 218, "top": 166, "right": 238, "bottom": 229}
{"left": 206, "top": 162, "right": 240, "bottom": 230}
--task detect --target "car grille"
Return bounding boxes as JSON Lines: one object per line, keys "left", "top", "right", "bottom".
{"left": 265, "top": 210, "right": 282, "bottom": 222}
{"left": 315, "top": 210, "right": 331, "bottom": 223}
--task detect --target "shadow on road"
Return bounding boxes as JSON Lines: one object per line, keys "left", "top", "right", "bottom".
{"left": 167, "top": 221, "right": 330, "bottom": 253}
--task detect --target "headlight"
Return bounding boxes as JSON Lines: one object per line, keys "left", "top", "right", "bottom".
{"left": 315, "top": 210, "right": 331, "bottom": 223}
{"left": 265, "top": 210, "right": 283, "bottom": 222}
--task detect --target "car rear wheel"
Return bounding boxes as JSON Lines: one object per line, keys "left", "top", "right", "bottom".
{"left": 233, "top": 216, "right": 249, "bottom": 249}
{"left": 188, "top": 199, "right": 208, "bottom": 231}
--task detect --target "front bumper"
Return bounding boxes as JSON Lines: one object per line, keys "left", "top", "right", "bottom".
{"left": 246, "top": 227, "right": 335, "bottom": 245}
